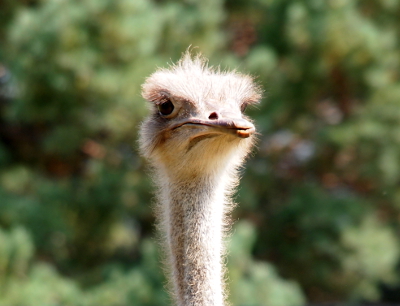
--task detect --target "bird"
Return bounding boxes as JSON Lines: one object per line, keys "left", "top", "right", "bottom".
{"left": 139, "top": 51, "right": 262, "bottom": 306}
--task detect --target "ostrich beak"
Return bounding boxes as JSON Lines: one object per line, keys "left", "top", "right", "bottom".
{"left": 170, "top": 117, "right": 255, "bottom": 138}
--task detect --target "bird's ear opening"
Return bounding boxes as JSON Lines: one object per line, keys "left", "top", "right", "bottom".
{"left": 242, "top": 93, "right": 262, "bottom": 111}
{"left": 240, "top": 77, "right": 263, "bottom": 111}
{"left": 240, "top": 102, "right": 248, "bottom": 113}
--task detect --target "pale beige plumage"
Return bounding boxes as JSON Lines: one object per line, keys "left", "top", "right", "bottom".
{"left": 139, "top": 51, "right": 261, "bottom": 306}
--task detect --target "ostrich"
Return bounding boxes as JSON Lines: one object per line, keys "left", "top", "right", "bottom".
{"left": 139, "top": 51, "right": 262, "bottom": 306}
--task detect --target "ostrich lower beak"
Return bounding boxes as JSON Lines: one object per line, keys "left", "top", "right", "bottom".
{"left": 170, "top": 118, "right": 255, "bottom": 138}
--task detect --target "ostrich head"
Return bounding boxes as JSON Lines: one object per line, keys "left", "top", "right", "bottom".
{"left": 139, "top": 52, "right": 261, "bottom": 178}
{"left": 138, "top": 51, "right": 262, "bottom": 306}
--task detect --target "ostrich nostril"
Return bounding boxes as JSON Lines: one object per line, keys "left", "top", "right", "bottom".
{"left": 208, "top": 112, "right": 219, "bottom": 120}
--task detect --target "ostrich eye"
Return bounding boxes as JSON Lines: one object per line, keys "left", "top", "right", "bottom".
{"left": 241, "top": 103, "right": 248, "bottom": 112}
{"left": 158, "top": 100, "right": 174, "bottom": 116}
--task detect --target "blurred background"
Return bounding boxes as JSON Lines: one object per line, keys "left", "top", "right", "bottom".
{"left": 1, "top": 0, "right": 400, "bottom": 305}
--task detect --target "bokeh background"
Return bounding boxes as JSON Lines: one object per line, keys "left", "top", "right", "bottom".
{"left": 1, "top": 0, "right": 400, "bottom": 305}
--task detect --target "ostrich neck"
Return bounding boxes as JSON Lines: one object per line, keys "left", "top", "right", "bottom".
{"left": 160, "top": 169, "right": 230, "bottom": 306}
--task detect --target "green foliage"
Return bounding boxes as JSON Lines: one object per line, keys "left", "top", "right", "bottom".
{"left": 263, "top": 184, "right": 399, "bottom": 301}
{"left": 1, "top": 0, "right": 400, "bottom": 305}
{"left": 229, "top": 221, "right": 305, "bottom": 306}
{"left": 2, "top": 263, "right": 82, "bottom": 306}
{"left": 80, "top": 239, "right": 168, "bottom": 306}
{"left": 341, "top": 215, "right": 399, "bottom": 301}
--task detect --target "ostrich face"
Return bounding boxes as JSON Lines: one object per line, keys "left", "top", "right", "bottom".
{"left": 139, "top": 54, "right": 262, "bottom": 174}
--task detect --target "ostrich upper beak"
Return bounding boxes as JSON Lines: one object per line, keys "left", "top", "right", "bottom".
{"left": 170, "top": 117, "right": 255, "bottom": 138}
